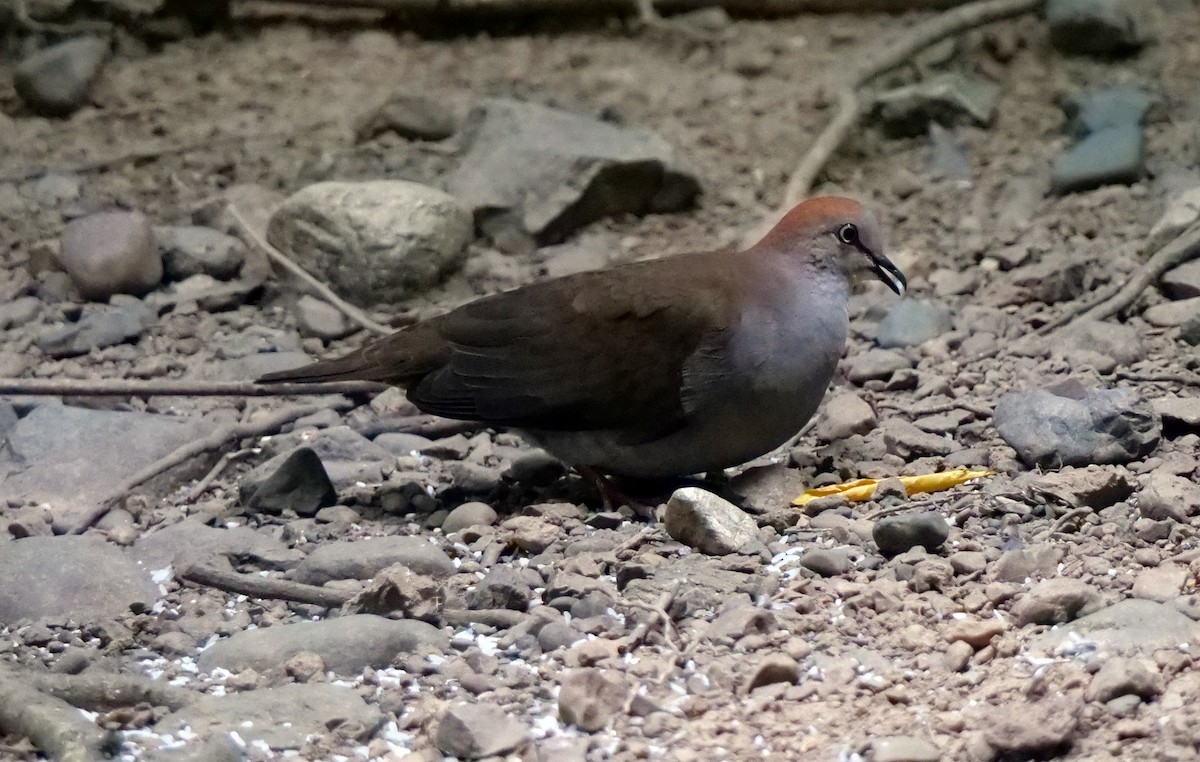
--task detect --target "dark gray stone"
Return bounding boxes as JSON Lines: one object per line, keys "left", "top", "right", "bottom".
{"left": 994, "top": 382, "right": 1161, "bottom": 467}
{"left": 1052, "top": 87, "right": 1153, "bottom": 195}
{"left": 198, "top": 614, "right": 446, "bottom": 674}
{"left": 467, "top": 565, "right": 537, "bottom": 611}
{"left": 448, "top": 98, "right": 700, "bottom": 244}
{"left": 0, "top": 536, "right": 157, "bottom": 624}
{"left": 873, "top": 512, "right": 950, "bottom": 557}
{"left": 245, "top": 447, "right": 338, "bottom": 517}
{"left": 798, "top": 548, "right": 854, "bottom": 577}
{"left": 14, "top": 37, "right": 109, "bottom": 116}
{"left": 1046, "top": 0, "right": 1150, "bottom": 56}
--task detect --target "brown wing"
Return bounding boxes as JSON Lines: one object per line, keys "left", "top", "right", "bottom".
{"left": 263, "top": 251, "right": 741, "bottom": 438}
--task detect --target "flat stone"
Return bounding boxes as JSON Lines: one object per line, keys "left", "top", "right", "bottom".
{"left": 873, "top": 72, "right": 999, "bottom": 137}
{"left": 980, "top": 696, "right": 1080, "bottom": 754}
{"left": 872, "top": 736, "right": 941, "bottom": 762}
{"left": 993, "top": 544, "right": 1064, "bottom": 583}
{"left": 1138, "top": 472, "right": 1200, "bottom": 522}
{"left": 876, "top": 299, "right": 952, "bottom": 348}
{"left": 845, "top": 348, "right": 913, "bottom": 384}
{"left": 1161, "top": 258, "right": 1200, "bottom": 300}
{"left": 0, "top": 536, "right": 157, "bottom": 625}
{"left": 0, "top": 405, "right": 215, "bottom": 529}
{"left": 131, "top": 520, "right": 304, "bottom": 571}
{"left": 35, "top": 295, "right": 156, "bottom": 358}
{"left": 292, "top": 535, "right": 455, "bottom": 585}
{"left": 557, "top": 669, "right": 630, "bottom": 732}
{"left": 448, "top": 98, "right": 699, "bottom": 244}
{"left": 1143, "top": 297, "right": 1200, "bottom": 327}
{"left": 1152, "top": 396, "right": 1200, "bottom": 428}
{"left": 155, "top": 683, "right": 383, "bottom": 750}
{"left": 355, "top": 89, "right": 458, "bottom": 142}
{"left": 293, "top": 294, "right": 355, "bottom": 341}
{"left": 814, "top": 392, "right": 877, "bottom": 441}
{"left": 1086, "top": 656, "right": 1163, "bottom": 703}
{"left": 436, "top": 702, "right": 529, "bottom": 758}
{"left": 155, "top": 225, "right": 245, "bottom": 281}
{"left": 1052, "top": 125, "right": 1144, "bottom": 194}
{"left": 1055, "top": 318, "right": 1144, "bottom": 366}
{"left": 664, "top": 487, "right": 759, "bottom": 556}
{"left": 994, "top": 382, "right": 1160, "bottom": 468}
{"left": 1131, "top": 566, "right": 1187, "bottom": 602}
{"left": 1011, "top": 578, "right": 1104, "bottom": 625}
{"left": 197, "top": 614, "right": 446, "bottom": 674}
{"left": 1031, "top": 599, "right": 1200, "bottom": 656}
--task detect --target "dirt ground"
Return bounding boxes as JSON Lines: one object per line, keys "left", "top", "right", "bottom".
{"left": 4, "top": 2, "right": 1200, "bottom": 761}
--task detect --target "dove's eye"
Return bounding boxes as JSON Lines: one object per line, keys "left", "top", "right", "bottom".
{"left": 836, "top": 224, "right": 859, "bottom": 245}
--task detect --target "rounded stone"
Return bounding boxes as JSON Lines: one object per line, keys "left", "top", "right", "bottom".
{"left": 442, "top": 502, "right": 499, "bottom": 535}
{"left": 873, "top": 511, "right": 950, "bottom": 557}
{"left": 59, "top": 210, "right": 161, "bottom": 300}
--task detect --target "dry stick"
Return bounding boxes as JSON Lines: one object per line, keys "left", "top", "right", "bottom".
{"left": 183, "top": 447, "right": 256, "bottom": 502}
{"left": 0, "top": 377, "right": 386, "bottom": 397}
{"left": 180, "top": 564, "right": 354, "bottom": 608}
{"left": 70, "top": 402, "right": 339, "bottom": 534}
{"left": 0, "top": 663, "right": 113, "bottom": 762}
{"left": 182, "top": 564, "right": 529, "bottom": 628}
{"left": 29, "top": 672, "right": 194, "bottom": 713}
{"left": 782, "top": 0, "right": 1042, "bottom": 206}
{"left": 253, "top": 0, "right": 996, "bottom": 16}
{"left": 228, "top": 206, "right": 393, "bottom": 337}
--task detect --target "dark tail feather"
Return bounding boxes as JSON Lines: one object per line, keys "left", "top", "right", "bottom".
{"left": 257, "top": 354, "right": 392, "bottom": 385}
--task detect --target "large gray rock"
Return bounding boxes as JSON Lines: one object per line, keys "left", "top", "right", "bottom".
{"left": 198, "top": 614, "right": 445, "bottom": 674}
{"left": 1051, "top": 86, "right": 1153, "bottom": 195}
{"left": 0, "top": 536, "right": 158, "bottom": 624}
{"left": 155, "top": 683, "right": 384, "bottom": 750}
{"left": 0, "top": 405, "right": 216, "bottom": 529}
{"left": 132, "top": 520, "right": 304, "bottom": 572}
{"left": 292, "top": 535, "right": 455, "bottom": 585}
{"left": 14, "top": 37, "right": 109, "bottom": 116}
{"left": 664, "top": 487, "right": 759, "bottom": 556}
{"left": 448, "top": 98, "right": 700, "bottom": 243}
{"left": 58, "top": 210, "right": 162, "bottom": 301}
{"left": 994, "top": 382, "right": 1160, "bottom": 468}
{"left": 267, "top": 180, "right": 472, "bottom": 306}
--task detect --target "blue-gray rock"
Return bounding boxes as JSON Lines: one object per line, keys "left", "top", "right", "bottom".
{"left": 876, "top": 299, "right": 952, "bottom": 348}
{"left": 293, "top": 535, "right": 455, "bottom": 585}
{"left": 0, "top": 405, "right": 216, "bottom": 529}
{"left": 994, "top": 382, "right": 1161, "bottom": 468}
{"left": 1046, "top": 0, "right": 1150, "bottom": 56}
{"left": 58, "top": 210, "right": 161, "bottom": 301}
{"left": 873, "top": 73, "right": 999, "bottom": 138}
{"left": 155, "top": 225, "right": 246, "bottom": 281}
{"left": 14, "top": 37, "right": 109, "bottom": 116}
{"left": 197, "top": 614, "right": 445, "bottom": 674}
{"left": 1052, "top": 87, "right": 1152, "bottom": 195}
{"left": 873, "top": 512, "right": 950, "bottom": 557}
{"left": 0, "top": 536, "right": 158, "bottom": 624}
{"left": 245, "top": 447, "right": 338, "bottom": 517}
{"left": 1052, "top": 126, "right": 1143, "bottom": 194}
{"left": 927, "top": 122, "right": 970, "bottom": 178}
{"left": 448, "top": 98, "right": 700, "bottom": 244}
{"left": 35, "top": 295, "right": 156, "bottom": 358}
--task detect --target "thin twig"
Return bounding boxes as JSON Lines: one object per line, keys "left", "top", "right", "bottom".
{"left": 0, "top": 377, "right": 387, "bottom": 397}
{"left": 619, "top": 581, "right": 682, "bottom": 652}
{"left": 180, "top": 564, "right": 353, "bottom": 608}
{"left": 182, "top": 447, "right": 256, "bottom": 503}
{"left": 228, "top": 206, "right": 393, "bottom": 337}
{"left": 1049, "top": 506, "right": 1093, "bottom": 536}
{"left": 249, "top": 0, "right": 1002, "bottom": 17}
{"left": 71, "top": 402, "right": 343, "bottom": 534}
{"left": 1115, "top": 370, "right": 1200, "bottom": 386}
{"left": 782, "top": 0, "right": 1041, "bottom": 205}
{"left": 1063, "top": 221, "right": 1200, "bottom": 326}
